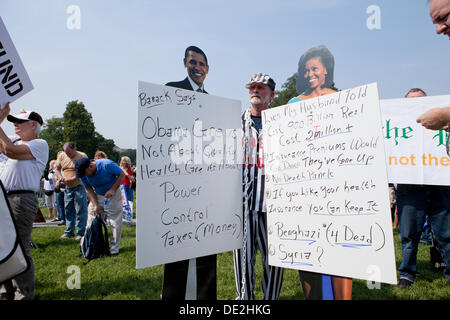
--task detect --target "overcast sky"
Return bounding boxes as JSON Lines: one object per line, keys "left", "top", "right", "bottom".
{"left": 1, "top": 0, "right": 449, "bottom": 149}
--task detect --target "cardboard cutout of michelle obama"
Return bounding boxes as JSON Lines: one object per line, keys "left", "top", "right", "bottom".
{"left": 289, "top": 45, "right": 353, "bottom": 301}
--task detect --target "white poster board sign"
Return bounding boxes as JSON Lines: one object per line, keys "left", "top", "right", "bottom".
{"left": 0, "top": 17, "right": 33, "bottom": 107}
{"left": 380, "top": 95, "right": 450, "bottom": 185}
{"left": 136, "top": 81, "right": 243, "bottom": 268}
{"left": 263, "top": 82, "right": 397, "bottom": 284}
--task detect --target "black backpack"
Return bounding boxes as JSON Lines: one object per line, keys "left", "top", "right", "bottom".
{"left": 80, "top": 216, "right": 110, "bottom": 262}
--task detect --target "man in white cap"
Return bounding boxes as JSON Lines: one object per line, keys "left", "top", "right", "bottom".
{"left": 0, "top": 102, "right": 48, "bottom": 300}
{"left": 233, "top": 73, "right": 284, "bottom": 300}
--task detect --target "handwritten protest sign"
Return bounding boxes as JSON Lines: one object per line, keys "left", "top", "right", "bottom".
{"left": 136, "top": 81, "right": 243, "bottom": 268}
{"left": 380, "top": 95, "right": 450, "bottom": 185}
{"left": 263, "top": 82, "right": 397, "bottom": 284}
{"left": 0, "top": 17, "right": 33, "bottom": 107}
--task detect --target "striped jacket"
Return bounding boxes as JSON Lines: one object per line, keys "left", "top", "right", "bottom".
{"left": 242, "top": 109, "right": 266, "bottom": 212}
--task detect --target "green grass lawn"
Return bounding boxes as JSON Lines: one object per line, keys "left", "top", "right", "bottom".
{"left": 30, "top": 222, "right": 450, "bottom": 300}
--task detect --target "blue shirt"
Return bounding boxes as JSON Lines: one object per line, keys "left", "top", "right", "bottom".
{"left": 251, "top": 115, "right": 262, "bottom": 132}
{"left": 288, "top": 96, "right": 301, "bottom": 103}
{"left": 80, "top": 159, "right": 122, "bottom": 196}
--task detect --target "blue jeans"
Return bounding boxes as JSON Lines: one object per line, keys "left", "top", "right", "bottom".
{"left": 55, "top": 191, "right": 65, "bottom": 221}
{"left": 124, "top": 186, "right": 133, "bottom": 202}
{"left": 63, "top": 185, "right": 87, "bottom": 237}
{"left": 397, "top": 184, "right": 450, "bottom": 282}
{"left": 420, "top": 215, "right": 432, "bottom": 244}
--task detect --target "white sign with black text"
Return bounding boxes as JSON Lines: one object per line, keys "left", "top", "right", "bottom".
{"left": 0, "top": 17, "right": 33, "bottom": 107}
{"left": 136, "top": 81, "right": 243, "bottom": 268}
{"left": 263, "top": 82, "right": 397, "bottom": 284}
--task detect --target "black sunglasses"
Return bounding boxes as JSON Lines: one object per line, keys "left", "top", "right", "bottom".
{"left": 14, "top": 119, "right": 30, "bottom": 124}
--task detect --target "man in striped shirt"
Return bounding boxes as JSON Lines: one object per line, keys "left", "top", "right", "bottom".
{"left": 233, "top": 73, "right": 284, "bottom": 300}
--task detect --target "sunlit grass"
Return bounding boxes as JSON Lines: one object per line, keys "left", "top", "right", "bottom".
{"left": 30, "top": 223, "right": 450, "bottom": 300}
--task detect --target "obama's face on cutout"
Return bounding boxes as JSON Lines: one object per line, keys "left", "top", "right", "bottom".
{"left": 184, "top": 50, "right": 209, "bottom": 87}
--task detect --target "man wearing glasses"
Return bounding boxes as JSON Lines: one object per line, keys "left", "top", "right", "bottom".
{"left": 0, "top": 102, "right": 48, "bottom": 300}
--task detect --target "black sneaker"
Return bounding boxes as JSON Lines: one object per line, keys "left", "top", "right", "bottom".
{"left": 397, "top": 278, "right": 413, "bottom": 289}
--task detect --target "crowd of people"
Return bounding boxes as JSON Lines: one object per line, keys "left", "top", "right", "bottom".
{"left": 40, "top": 147, "right": 136, "bottom": 234}
{"left": 0, "top": 0, "right": 448, "bottom": 301}
{"left": 0, "top": 131, "right": 136, "bottom": 299}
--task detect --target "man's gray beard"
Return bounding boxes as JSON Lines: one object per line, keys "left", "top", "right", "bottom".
{"left": 250, "top": 97, "right": 262, "bottom": 105}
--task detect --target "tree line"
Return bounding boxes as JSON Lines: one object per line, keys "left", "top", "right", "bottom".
{"left": 40, "top": 100, "right": 136, "bottom": 165}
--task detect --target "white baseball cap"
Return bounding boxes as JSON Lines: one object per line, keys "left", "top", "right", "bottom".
{"left": 7, "top": 108, "right": 43, "bottom": 125}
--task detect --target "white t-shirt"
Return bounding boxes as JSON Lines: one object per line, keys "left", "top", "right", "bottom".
{"left": 43, "top": 171, "right": 55, "bottom": 191}
{"left": 0, "top": 136, "right": 49, "bottom": 192}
